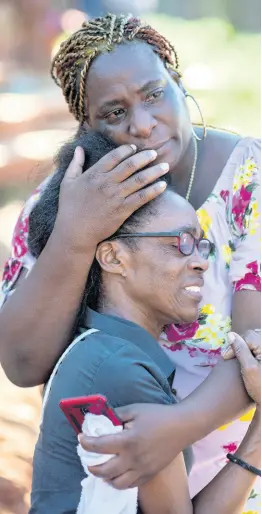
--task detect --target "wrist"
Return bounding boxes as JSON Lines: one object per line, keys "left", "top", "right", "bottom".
{"left": 51, "top": 220, "right": 98, "bottom": 257}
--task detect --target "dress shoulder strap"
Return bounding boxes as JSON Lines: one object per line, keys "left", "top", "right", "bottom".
{"left": 42, "top": 328, "right": 99, "bottom": 416}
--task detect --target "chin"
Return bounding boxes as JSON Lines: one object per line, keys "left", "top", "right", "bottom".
{"left": 173, "top": 307, "right": 200, "bottom": 326}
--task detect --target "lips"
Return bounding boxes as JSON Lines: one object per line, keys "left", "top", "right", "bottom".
{"left": 139, "top": 139, "right": 171, "bottom": 152}
{"left": 183, "top": 282, "right": 204, "bottom": 302}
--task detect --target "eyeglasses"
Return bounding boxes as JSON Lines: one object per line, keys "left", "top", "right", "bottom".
{"left": 110, "top": 230, "right": 214, "bottom": 259}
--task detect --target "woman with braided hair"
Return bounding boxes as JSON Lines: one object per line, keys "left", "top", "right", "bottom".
{"left": 0, "top": 13, "right": 260, "bottom": 512}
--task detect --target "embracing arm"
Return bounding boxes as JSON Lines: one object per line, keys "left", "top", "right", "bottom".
{"left": 81, "top": 290, "right": 260, "bottom": 488}
{"left": 0, "top": 232, "right": 93, "bottom": 387}
{"left": 0, "top": 145, "right": 167, "bottom": 386}
{"left": 139, "top": 409, "right": 260, "bottom": 514}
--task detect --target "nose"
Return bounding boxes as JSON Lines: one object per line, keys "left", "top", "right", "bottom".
{"left": 129, "top": 105, "right": 157, "bottom": 139}
{"left": 187, "top": 251, "right": 209, "bottom": 273}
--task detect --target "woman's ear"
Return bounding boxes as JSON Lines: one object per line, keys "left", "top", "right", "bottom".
{"left": 95, "top": 241, "right": 129, "bottom": 277}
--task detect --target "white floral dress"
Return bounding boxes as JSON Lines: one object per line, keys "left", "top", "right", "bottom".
{"left": 1, "top": 137, "right": 261, "bottom": 512}
{"left": 160, "top": 137, "right": 261, "bottom": 512}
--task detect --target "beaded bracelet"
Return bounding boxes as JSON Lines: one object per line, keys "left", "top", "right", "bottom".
{"left": 227, "top": 453, "right": 261, "bottom": 477}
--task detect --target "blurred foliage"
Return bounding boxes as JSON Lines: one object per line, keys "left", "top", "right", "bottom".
{"left": 146, "top": 15, "right": 260, "bottom": 136}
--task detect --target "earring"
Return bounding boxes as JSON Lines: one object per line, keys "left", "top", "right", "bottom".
{"left": 185, "top": 93, "right": 207, "bottom": 141}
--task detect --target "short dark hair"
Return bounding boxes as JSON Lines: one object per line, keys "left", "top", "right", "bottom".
{"left": 28, "top": 129, "right": 167, "bottom": 328}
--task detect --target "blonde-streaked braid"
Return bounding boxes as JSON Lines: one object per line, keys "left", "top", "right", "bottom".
{"left": 51, "top": 13, "right": 181, "bottom": 124}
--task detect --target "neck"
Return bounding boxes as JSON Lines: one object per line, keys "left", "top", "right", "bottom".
{"left": 99, "top": 299, "right": 164, "bottom": 340}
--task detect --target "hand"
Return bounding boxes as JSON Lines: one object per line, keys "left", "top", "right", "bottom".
{"left": 223, "top": 331, "right": 261, "bottom": 405}
{"left": 54, "top": 145, "right": 168, "bottom": 252}
{"left": 78, "top": 403, "right": 175, "bottom": 489}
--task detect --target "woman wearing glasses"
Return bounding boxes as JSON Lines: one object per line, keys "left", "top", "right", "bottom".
{"left": 27, "top": 131, "right": 260, "bottom": 514}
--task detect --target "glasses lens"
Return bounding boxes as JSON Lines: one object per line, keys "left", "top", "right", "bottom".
{"left": 179, "top": 232, "right": 195, "bottom": 255}
{"left": 198, "top": 239, "right": 212, "bottom": 259}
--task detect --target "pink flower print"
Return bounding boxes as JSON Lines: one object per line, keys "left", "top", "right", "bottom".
{"left": 247, "top": 261, "right": 259, "bottom": 274}
{"left": 12, "top": 215, "right": 29, "bottom": 259}
{"left": 166, "top": 320, "right": 199, "bottom": 343}
{"left": 235, "top": 260, "right": 261, "bottom": 292}
{"left": 222, "top": 441, "right": 238, "bottom": 454}
{"left": 231, "top": 185, "right": 252, "bottom": 233}
{"left": 220, "top": 189, "right": 230, "bottom": 203}
{"left": 2, "top": 259, "right": 22, "bottom": 290}
{"left": 163, "top": 342, "right": 184, "bottom": 352}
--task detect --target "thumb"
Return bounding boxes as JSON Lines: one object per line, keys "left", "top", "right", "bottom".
{"left": 229, "top": 331, "right": 256, "bottom": 368}
{"left": 115, "top": 405, "right": 136, "bottom": 423}
{"left": 64, "top": 146, "right": 85, "bottom": 180}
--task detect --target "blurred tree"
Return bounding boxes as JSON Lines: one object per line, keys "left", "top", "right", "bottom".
{"left": 157, "top": 0, "right": 260, "bottom": 32}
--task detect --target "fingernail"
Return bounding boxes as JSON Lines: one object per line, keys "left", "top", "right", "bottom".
{"left": 149, "top": 150, "right": 158, "bottom": 159}
{"left": 222, "top": 345, "right": 230, "bottom": 356}
{"left": 159, "top": 162, "right": 169, "bottom": 172}
{"left": 157, "top": 181, "right": 167, "bottom": 190}
{"left": 228, "top": 332, "right": 236, "bottom": 344}
{"left": 130, "top": 144, "right": 137, "bottom": 152}
{"left": 77, "top": 434, "right": 82, "bottom": 443}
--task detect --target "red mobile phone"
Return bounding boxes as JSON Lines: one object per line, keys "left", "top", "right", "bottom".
{"left": 59, "top": 394, "right": 122, "bottom": 434}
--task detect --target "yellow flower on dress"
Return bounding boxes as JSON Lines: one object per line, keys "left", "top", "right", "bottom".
{"left": 239, "top": 408, "right": 256, "bottom": 422}
{"left": 247, "top": 199, "right": 260, "bottom": 235}
{"left": 194, "top": 307, "right": 231, "bottom": 347}
{"left": 219, "top": 408, "right": 256, "bottom": 431}
{"left": 201, "top": 304, "right": 215, "bottom": 315}
{"left": 233, "top": 158, "right": 258, "bottom": 193}
{"left": 218, "top": 421, "right": 233, "bottom": 431}
{"left": 197, "top": 208, "right": 212, "bottom": 238}
{"left": 222, "top": 244, "right": 233, "bottom": 266}
{"left": 242, "top": 511, "right": 259, "bottom": 514}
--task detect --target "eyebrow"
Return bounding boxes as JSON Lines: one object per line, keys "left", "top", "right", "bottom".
{"left": 98, "top": 79, "right": 166, "bottom": 114}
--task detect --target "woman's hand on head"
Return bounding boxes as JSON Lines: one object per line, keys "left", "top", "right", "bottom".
{"left": 54, "top": 144, "right": 168, "bottom": 252}
{"left": 223, "top": 330, "right": 261, "bottom": 405}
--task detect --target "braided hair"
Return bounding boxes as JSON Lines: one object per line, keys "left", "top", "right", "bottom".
{"left": 51, "top": 13, "right": 181, "bottom": 124}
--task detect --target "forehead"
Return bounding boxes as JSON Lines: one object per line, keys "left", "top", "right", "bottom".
{"left": 146, "top": 191, "right": 200, "bottom": 233}
{"left": 86, "top": 41, "right": 169, "bottom": 108}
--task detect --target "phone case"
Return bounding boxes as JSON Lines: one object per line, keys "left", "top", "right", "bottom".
{"left": 59, "top": 394, "right": 122, "bottom": 434}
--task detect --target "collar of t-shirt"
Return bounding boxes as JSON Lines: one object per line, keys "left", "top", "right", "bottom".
{"left": 80, "top": 308, "right": 175, "bottom": 383}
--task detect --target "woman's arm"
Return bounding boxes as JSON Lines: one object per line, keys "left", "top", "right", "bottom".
{"left": 85, "top": 355, "right": 250, "bottom": 488}
{"left": 0, "top": 145, "right": 167, "bottom": 386}
{"left": 193, "top": 408, "right": 260, "bottom": 514}
{"left": 76, "top": 284, "right": 261, "bottom": 487}
{"left": 139, "top": 410, "right": 260, "bottom": 514}
{"left": 0, "top": 231, "right": 94, "bottom": 386}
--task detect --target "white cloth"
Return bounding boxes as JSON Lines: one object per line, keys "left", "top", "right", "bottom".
{"left": 77, "top": 413, "right": 138, "bottom": 514}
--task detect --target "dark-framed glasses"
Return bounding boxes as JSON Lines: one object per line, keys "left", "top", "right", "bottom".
{"left": 110, "top": 230, "right": 214, "bottom": 259}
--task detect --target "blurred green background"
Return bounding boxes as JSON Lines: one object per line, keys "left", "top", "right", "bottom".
{"left": 0, "top": 2, "right": 260, "bottom": 512}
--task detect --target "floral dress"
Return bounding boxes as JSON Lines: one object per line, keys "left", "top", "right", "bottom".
{"left": 1, "top": 137, "right": 261, "bottom": 512}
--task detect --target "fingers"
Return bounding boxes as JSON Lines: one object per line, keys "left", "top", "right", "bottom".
{"left": 243, "top": 329, "right": 261, "bottom": 361}
{"left": 113, "top": 149, "right": 158, "bottom": 182}
{"left": 115, "top": 405, "right": 136, "bottom": 423}
{"left": 86, "top": 144, "right": 137, "bottom": 174}
{"left": 88, "top": 455, "right": 128, "bottom": 481}
{"left": 78, "top": 431, "right": 124, "bottom": 456}
{"left": 108, "top": 471, "right": 140, "bottom": 490}
{"left": 228, "top": 332, "right": 259, "bottom": 369}
{"left": 125, "top": 181, "right": 167, "bottom": 212}
{"left": 64, "top": 146, "right": 85, "bottom": 180}
{"left": 120, "top": 162, "right": 169, "bottom": 197}
{"left": 223, "top": 330, "right": 261, "bottom": 361}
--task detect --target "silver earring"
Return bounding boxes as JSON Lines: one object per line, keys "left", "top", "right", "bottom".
{"left": 185, "top": 93, "right": 207, "bottom": 141}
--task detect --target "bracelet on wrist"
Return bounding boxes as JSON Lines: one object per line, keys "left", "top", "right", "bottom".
{"left": 227, "top": 453, "right": 261, "bottom": 477}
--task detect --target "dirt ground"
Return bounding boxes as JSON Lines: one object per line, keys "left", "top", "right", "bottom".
{"left": 0, "top": 366, "right": 41, "bottom": 514}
